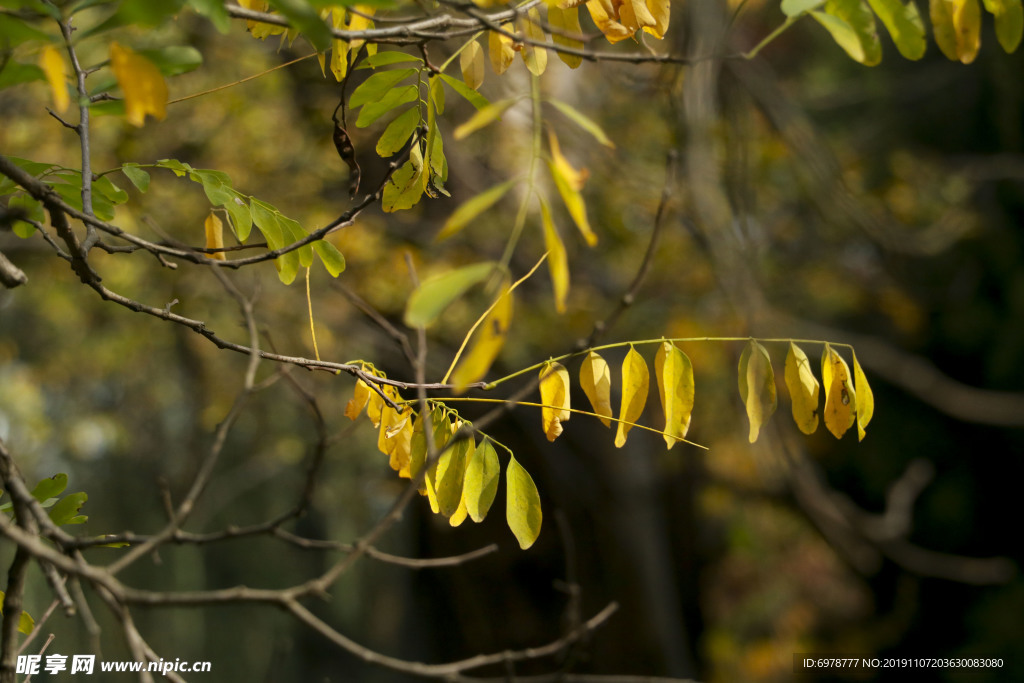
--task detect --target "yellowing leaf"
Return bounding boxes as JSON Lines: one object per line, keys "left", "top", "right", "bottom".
{"left": 853, "top": 353, "right": 874, "bottom": 441}
{"left": 448, "top": 498, "right": 469, "bottom": 526}
{"left": 367, "top": 383, "right": 385, "bottom": 428}
{"left": 435, "top": 432, "right": 472, "bottom": 518}
{"left": 381, "top": 157, "right": 424, "bottom": 212}
{"left": 865, "top": 0, "right": 927, "bottom": 59}
{"left": 453, "top": 98, "right": 517, "bottom": 140}
{"left": 404, "top": 261, "right": 496, "bottom": 328}
{"left": 109, "top": 42, "right": 168, "bottom": 127}
{"left": 810, "top": 0, "right": 882, "bottom": 66}
{"left": 506, "top": 455, "right": 542, "bottom": 549}
{"left": 489, "top": 24, "right": 516, "bottom": 75}
{"left": 931, "top": 0, "right": 981, "bottom": 62}
{"left": 436, "top": 179, "right": 516, "bottom": 241}
{"left": 539, "top": 197, "right": 569, "bottom": 313}
{"left": 547, "top": 4, "right": 583, "bottom": 68}
{"left": 519, "top": 8, "right": 548, "bottom": 76}
{"left": 784, "top": 342, "right": 820, "bottom": 435}
{"left": 204, "top": 212, "right": 226, "bottom": 261}
{"left": 586, "top": 0, "right": 635, "bottom": 42}
{"left": 738, "top": 340, "right": 776, "bottom": 443}
{"left": 548, "top": 131, "right": 597, "bottom": 247}
{"left": 450, "top": 284, "right": 514, "bottom": 391}
{"left": 655, "top": 341, "right": 694, "bottom": 449}
{"left": 983, "top": 0, "right": 1023, "bottom": 52}
{"left": 643, "top": 0, "right": 671, "bottom": 38}
{"left": 328, "top": 8, "right": 349, "bottom": 80}
{"left": 389, "top": 413, "right": 415, "bottom": 476}
{"left": 615, "top": 345, "right": 649, "bottom": 448}
{"left": 619, "top": 0, "right": 657, "bottom": 34}
{"left": 549, "top": 99, "right": 615, "bottom": 148}
{"left": 39, "top": 45, "right": 69, "bottom": 114}
{"left": 821, "top": 344, "right": 857, "bottom": 439}
{"left": 344, "top": 379, "right": 371, "bottom": 420}
{"left": 463, "top": 437, "right": 500, "bottom": 522}
{"left": 539, "top": 361, "right": 571, "bottom": 441}
{"left": 579, "top": 350, "right": 613, "bottom": 427}
{"left": 460, "top": 39, "right": 485, "bottom": 89}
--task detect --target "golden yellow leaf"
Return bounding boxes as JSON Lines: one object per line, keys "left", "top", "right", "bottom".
{"left": 489, "top": 25, "right": 516, "bottom": 75}
{"left": 579, "top": 350, "right": 612, "bottom": 427}
{"left": 586, "top": 0, "right": 635, "bottom": 42}
{"left": 853, "top": 353, "right": 874, "bottom": 441}
{"left": 329, "top": 9, "right": 349, "bottom": 81}
{"left": 540, "top": 361, "right": 571, "bottom": 441}
{"left": 539, "top": 198, "right": 569, "bottom": 313}
{"left": 519, "top": 8, "right": 548, "bottom": 76}
{"left": 655, "top": 341, "right": 694, "bottom": 449}
{"left": 547, "top": 4, "right": 583, "bottom": 68}
{"left": 389, "top": 413, "right": 415, "bottom": 476}
{"left": 738, "top": 340, "right": 776, "bottom": 443}
{"left": 448, "top": 498, "right": 469, "bottom": 526}
{"left": 450, "top": 284, "right": 514, "bottom": 391}
{"left": 821, "top": 344, "right": 857, "bottom": 439}
{"left": 784, "top": 342, "right": 819, "bottom": 435}
{"left": 615, "top": 345, "right": 649, "bottom": 448}
{"left": 366, "top": 382, "right": 385, "bottom": 428}
{"left": 344, "top": 379, "right": 371, "bottom": 420}
{"left": 460, "top": 39, "right": 485, "bottom": 90}
{"left": 109, "top": 42, "right": 168, "bottom": 127}
{"left": 619, "top": 0, "right": 657, "bottom": 34}
{"left": 348, "top": 6, "right": 376, "bottom": 53}
{"left": 39, "top": 45, "right": 69, "bottom": 114}
{"left": 204, "top": 212, "right": 226, "bottom": 261}
{"left": 643, "top": 0, "right": 671, "bottom": 38}
{"left": 506, "top": 455, "right": 542, "bottom": 549}
{"left": 548, "top": 132, "right": 597, "bottom": 247}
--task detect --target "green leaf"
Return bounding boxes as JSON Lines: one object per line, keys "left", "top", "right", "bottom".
{"left": 403, "top": 261, "right": 497, "bottom": 328}
{"left": 355, "top": 84, "right": 419, "bottom": 128}
{"left": 48, "top": 492, "right": 88, "bottom": 525}
{"left": 250, "top": 199, "right": 285, "bottom": 250}
{"left": 278, "top": 214, "right": 313, "bottom": 268}
{"left": 816, "top": 0, "right": 882, "bottom": 65}
{"left": 357, "top": 51, "right": 423, "bottom": 68}
{"left": 30, "top": 473, "right": 68, "bottom": 503}
{"left": 137, "top": 46, "right": 204, "bottom": 76}
{"left": 438, "top": 73, "right": 489, "bottom": 111}
{"left": 375, "top": 107, "right": 420, "bottom": 157}
{"left": 267, "top": 0, "right": 332, "bottom": 51}
{"left": 0, "top": 61, "right": 45, "bottom": 90}
{"left": 865, "top": 0, "right": 926, "bottom": 59}
{"left": 548, "top": 99, "right": 615, "bottom": 148}
{"left": 313, "top": 240, "right": 346, "bottom": 277}
{"left": 225, "top": 198, "right": 252, "bottom": 241}
{"left": 8, "top": 194, "right": 44, "bottom": 238}
{"left": 156, "top": 158, "right": 193, "bottom": 177}
{"left": 349, "top": 68, "right": 417, "bottom": 108}
{"left": 186, "top": 0, "right": 231, "bottom": 32}
{"left": 983, "top": 0, "right": 1024, "bottom": 52}
{"left": 506, "top": 455, "right": 542, "bottom": 550}
{"left": 189, "top": 168, "right": 235, "bottom": 206}
{"left": 121, "top": 163, "right": 150, "bottom": 192}
{"left": 435, "top": 434, "right": 471, "bottom": 517}
{"left": 453, "top": 98, "right": 517, "bottom": 139}
{"left": 436, "top": 179, "right": 516, "bottom": 241}
{"left": 93, "top": 175, "right": 129, "bottom": 204}
{"left": 0, "top": 592, "right": 35, "bottom": 635}
{"left": 463, "top": 437, "right": 500, "bottom": 523}
{"left": 0, "top": 14, "right": 51, "bottom": 46}
{"left": 380, "top": 158, "right": 424, "bottom": 212}
{"left": 782, "top": 0, "right": 827, "bottom": 15}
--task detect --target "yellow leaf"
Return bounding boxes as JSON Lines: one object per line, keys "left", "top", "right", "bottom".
{"left": 367, "top": 383, "right": 385, "bottom": 428}
{"left": 329, "top": 9, "right": 349, "bottom": 81}
{"left": 539, "top": 361, "right": 571, "bottom": 441}
{"left": 506, "top": 455, "right": 542, "bottom": 549}
{"left": 448, "top": 498, "right": 469, "bottom": 526}
{"left": 738, "top": 340, "right": 776, "bottom": 443}
{"left": 853, "top": 353, "right": 874, "bottom": 441}
{"left": 450, "top": 284, "right": 514, "bottom": 391}
{"left": 377, "top": 391, "right": 398, "bottom": 455}
{"left": 204, "top": 212, "right": 227, "bottom": 261}
{"left": 435, "top": 430, "right": 471, "bottom": 518}
{"left": 619, "top": 0, "right": 657, "bottom": 34}
{"left": 39, "top": 45, "right": 69, "bottom": 114}
{"left": 548, "top": 4, "right": 584, "bottom": 68}
{"left": 931, "top": 0, "right": 981, "bottom": 62}
{"left": 579, "top": 350, "right": 613, "bottom": 427}
{"left": 519, "top": 8, "right": 548, "bottom": 76}
{"left": 489, "top": 25, "right": 516, "bottom": 75}
{"left": 586, "top": 0, "right": 635, "bottom": 42}
{"left": 460, "top": 39, "right": 485, "bottom": 90}
{"left": 389, "top": 413, "right": 415, "bottom": 476}
{"left": 348, "top": 6, "right": 376, "bottom": 53}
{"left": 548, "top": 131, "right": 597, "bottom": 247}
{"left": 821, "top": 344, "right": 857, "bottom": 439}
{"left": 423, "top": 409, "right": 452, "bottom": 514}
{"left": 344, "top": 379, "right": 371, "bottom": 420}
{"left": 644, "top": 0, "right": 671, "bottom": 38}
{"left": 784, "top": 342, "right": 820, "bottom": 435}
{"left": 655, "top": 341, "right": 694, "bottom": 449}
{"left": 463, "top": 437, "right": 500, "bottom": 522}
{"left": 615, "top": 345, "right": 649, "bottom": 448}
{"left": 539, "top": 197, "right": 569, "bottom": 313}
{"left": 109, "top": 42, "right": 168, "bottom": 127}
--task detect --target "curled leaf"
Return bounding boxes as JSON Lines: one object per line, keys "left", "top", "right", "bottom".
{"left": 821, "top": 344, "right": 857, "bottom": 439}
{"left": 615, "top": 345, "right": 649, "bottom": 448}
{"left": 853, "top": 353, "right": 874, "bottom": 441}
{"left": 548, "top": 131, "right": 596, "bottom": 247}
{"left": 539, "top": 361, "right": 571, "bottom": 441}
{"left": 344, "top": 379, "right": 371, "bottom": 420}
{"left": 784, "top": 342, "right": 820, "bottom": 435}
{"left": 655, "top": 341, "right": 694, "bottom": 449}
{"left": 579, "top": 350, "right": 613, "bottom": 427}
{"left": 738, "top": 340, "right": 776, "bottom": 443}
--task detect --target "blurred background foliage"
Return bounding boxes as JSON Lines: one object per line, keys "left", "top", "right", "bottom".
{"left": 1, "top": 0, "right": 1023, "bottom": 681}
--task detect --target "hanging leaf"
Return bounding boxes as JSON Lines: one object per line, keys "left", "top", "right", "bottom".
{"left": 312, "top": 240, "right": 346, "bottom": 277}
{"left": 539, "top": 361, "right": 571, "bottom": 441}
{"left": 435, "top": 430, "right": 472, "bottom": 518}
{"left": 204, "top": 211, "right": 227, "bottom": 261}
{"left": 109, "top": 42, "right": 168, "bottom": 126}
{"left": 548, "top": 99, "right": 615, "bottom": 148}
{"left": 539, "top": 197, "right": 569, "bottom": 313}
{"left": 865, "top": 0, "right": 927, "bottom": 59}
{"left": 548, "top": 131, "right": 596, "bottom": 247}
{"left": 810, "top": 0, "right": 882, "bottom": 66}
{"left": 381, "top": 157, "right": 425, "bottom": 212}
{"left": 579, "top": 350, "right": 613, "bottom": 427}
{"left": 436, "top": 179, "right": 516, "bottom": 241}
{"left": 460, "top": 39, "right": 485, "bottom": 89}
{"left": 853, "top": 353, "right": 874, "bottom": 441}
{"left": 489, "top": 24, "right": 516, "bottom": 75}
{"left": 738, "top": 340, "right": 776, "bottom": 443}
{"left": 453, "top": 98, "right": 518, "bottom": 140}
{"left": 345, "top": 378, "right": 371, "bottom": 420}
{"left": 389, "top": 413, "right": 415, "bottom": 477}
{"left": 654, "top": 341, "right": 694, "bottom": 449}
{"left": 424, "top": 414, "right": 453, "bottom": 513}
{"left": 376, "top": 107, "right": 420, "bottom": 157}
{"left": 930, "top": 0, "right": 982, "bottom": 62}
{"left": 821, "top": 344, "right": 857, "bottom": 439}
{"left": 404, "top": 261, "right": 497, "bottom": 328}
{"left": 0, "top": 592, "right": 35, "bottom": 635}
{"left": 586, "top": 0, "right": 635, "bottom": 42}
{"left": 49, "top": 492, "right": 88, "bottom": 525}
{"left": 121, "top": 163, "right": 151, "bottom": 192}
{"left": 350, "top": 68, "right": 417, "bottom": 108}
{"left": 506, "top": 455, "right": 542, "bottom": 549}
{"left": 784, "top": 342, "right": 820, "bottom": 435}
{"left": 450, "top": 284, "right": 514, "bottom": 391}
{"left": 355, "top": 84, "right": 418, "bottom": 128}
{"left": 39, "top": 45, "right": 69, "bottom": 113}
{"left": 983, "top": 0, "right": 1023, "bottom": 52}
{"left": 463, "top": 437, "right": 500, "bottom": 522}
{"left": 615, "top": 345, "right": 649, "bottom": 448}
{"left": 643, "top": 0, "right": 671, "bottom": 37}
{"left": 547, "top": 4, "right": 583, "bottom": 68}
